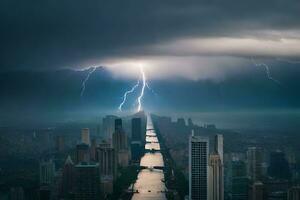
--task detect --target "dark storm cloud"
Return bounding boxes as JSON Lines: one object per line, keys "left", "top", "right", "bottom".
{"left": 1, "top": 0, "right": 300, "bottom": 71}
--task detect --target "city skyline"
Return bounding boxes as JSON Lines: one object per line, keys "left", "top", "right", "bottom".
{"left": 1, "top": 1, "right": 300, "bottom": 200}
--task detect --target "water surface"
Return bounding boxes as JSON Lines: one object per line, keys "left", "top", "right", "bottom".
{"left": 131, "top": 117, "right": 167, "bottom": 200}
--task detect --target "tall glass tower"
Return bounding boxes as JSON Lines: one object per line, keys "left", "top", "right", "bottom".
{"left": 189, "top": 135, "right": 209, "bottom": 200}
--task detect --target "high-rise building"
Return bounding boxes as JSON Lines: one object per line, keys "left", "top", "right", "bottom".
{"left": 103, "top": 115, "right": 118, "bottom": 142}
{"left": 247, "top": 147, "right": 263, "bottom": 182}
{"left": 55, "top": 135, "right": 65, "bottom": 152}
{"left": 39, "top": 159, "right": 55, "bottom": 185}
{"left": 96, "top": 142, "right": 116, "bottom": 196}
{"left": 208, "top": 153, "right": 223, "bottom": 200}
{"left": 132, "top": 118, "right": 142, "bottom": 142}
{"left": 131, "top": 118, "right": 143, "bottom": 161}
{"left": 131, "top": 141, "right": 143, "bottom": 161}
{"left": 117, "top": 149, "right": 129, "bottom": 167}
{"left": 115, "top": 118, "right": 122, "bottom": 132}
{"left": 288, "top": 186, "right": 300, "bottom": 200}
{"left": 74, "top": 163, "right": 100, "bottom": 200}
{"left": 113, "top": 130, "right": 128, "bottom": 152}
{"left": 90, "top": 138, "right": 97, "bottom": 161}
{"left": 76, "top": 143, "right": 90, "bottom": 163}
{"left": 268, "top": 150, "right": 291, "bottom": 180}
{"left": 112, "top": 119, "right": 129, "bottom": 167}
{"left": 96, "top": 143, "right": 117, "bottom": 178}
{"left": 210, "top": 134, "right": 224, "bottom": 200}
{"left": 52, "top": 168, "right": 63, "bottom": 200}
{"left": 215, "top": 135, "right": 223, "bottom": 164}
{"left": 61, "top": 155, "right": 75, "bottom": 198}
{"left": 189, "top": 135, "right": 209, "bottom": 200}
{"left": 231, "top": 160, "right": 248, "bottom": 200}
{"left": 81, "top": 128, "right": 90, "bottom": 146}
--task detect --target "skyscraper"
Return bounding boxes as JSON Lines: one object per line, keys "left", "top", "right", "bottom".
{"left": 247, "top": 147, "right": 263, "bottom": 182}
{"left": 215, "top": 135, "right": 223, "bottom": 164}
{"left": 96, "top": 142, "right": 116, "bottom": 195}
{"left": 112, "top": 119, "right": 129, "bottom": 166}
{"left": 131, "top": 118, "right": 143, "bottom": 161}
{"left": 39, "top": 159, "right": 55, "bottom": 185}
{"left": 74, "top": 163, "right": 100, "bottom": 200}
{"left": 268, "top": 150, "right": 291, "bottom": 180}
{"left": 189, "top": 135, "right": 209, "bottom": 200}
{"left": 81, "top": 128, "right": 90, "bottom": 146}
{"left": 55, "top": 135, "right": 65, "bottom": 152}
{"left": 61, "top": 156, "right": 75, "bottom": 198}
{"left": 96, "top": 143, "right": 117, "bottom": 178}
{"left": 132, "top": 118, "right": 142, "bottom": 142}
{"left": 231, "top": 160, "right": 248, "bottom": 200}
{"left": 208, "top": 153, "right": 223, "bottom": 200}
{"left": 90, "top": 138, "right": 97, "bottom": 161}
{"left": 115, "top": 118, "right": 122, "bottom": 132}
{"left": 102, "top": 115, "right": 118, "bottom": 142}
{"left": 76, "top": 143, "right": 90, "bottom": 163}
{"left": 113, "top": 125, "right": 128, "bottom": 152}
{"left": 212, "top": 134, "right": 224, "bottom": 200}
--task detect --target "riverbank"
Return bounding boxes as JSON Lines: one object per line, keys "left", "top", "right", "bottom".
{"left": 153, "top": 115, "right": 189, "bottom": 200}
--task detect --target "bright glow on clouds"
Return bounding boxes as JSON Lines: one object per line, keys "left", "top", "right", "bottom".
{"left": 151, "top": 36, "right": 300, "bottom": 57}
{"left": 103, "top": 56, "right": 248, "bottom": 81}
{"left": 94, "top": 30, "right": 300, "bottom": 81}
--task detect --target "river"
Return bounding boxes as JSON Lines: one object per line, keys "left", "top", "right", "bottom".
{"left": 131, "top": 116, "right": 167, "bottom": 200}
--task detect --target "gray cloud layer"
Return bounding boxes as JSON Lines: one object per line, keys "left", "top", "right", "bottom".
{"left": 1, "top": 0, "right": 300, "bottom": 79}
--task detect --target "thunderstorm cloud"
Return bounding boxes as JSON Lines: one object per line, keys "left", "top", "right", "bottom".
{"left": 1, "top": 0, "right": 300, "bottom": 80}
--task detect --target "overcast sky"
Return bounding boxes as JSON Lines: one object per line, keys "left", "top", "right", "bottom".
{"left": 1, "top": 0, "right": 300, "bottom": 80}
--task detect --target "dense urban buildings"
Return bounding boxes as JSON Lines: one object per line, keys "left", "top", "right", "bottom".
{"left": 1, "top": 113, "right": 300, "bottom": 200}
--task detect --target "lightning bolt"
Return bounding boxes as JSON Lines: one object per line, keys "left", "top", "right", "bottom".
{"left": 118, "top": 80, "right": 140, "bottom": 111}
{"left": 118, "top": 64, "right": 155, "bottom": 112}
{"left": 80, "top": 67, "right": 97, "bottom": 97}
{"left": 137, "top": 65, "right": 146, "bottom": 112}
{"left": 251, "top": 58, "right": 281, "bottom": 85}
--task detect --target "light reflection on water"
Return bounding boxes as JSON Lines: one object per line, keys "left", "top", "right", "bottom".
{"left": 140, "top": 153, "right": 164, "bottom": 167}
{"left": 131, "top": 118, "right": 167, "bottom": 200}
{"left": 146, "top": 136, "right": 159, "bottom": 143}
{"left": 131, "top": 169, "right": 166, "bottom": 200}
{"left": 145, "top": 142, "right": 160, "bottom": 151}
